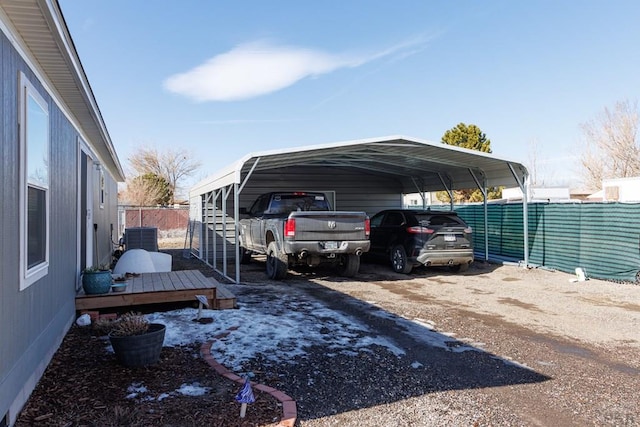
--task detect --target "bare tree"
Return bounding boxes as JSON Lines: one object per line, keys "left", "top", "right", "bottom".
{"left": 129, "top": 147, "right": 201, "bottom": 204}
{"left": 526, "top": 138, "right": 541, "bottom": 186}
{"left": 579, "top": 99, "right": 640, "bottom": 189}
{"left": 121, "top": 173, "right": 172, "bottom": 206}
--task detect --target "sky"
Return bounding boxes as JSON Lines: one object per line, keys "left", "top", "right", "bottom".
{"left": 58, "top": 1, "right": 640, "bottom": 190}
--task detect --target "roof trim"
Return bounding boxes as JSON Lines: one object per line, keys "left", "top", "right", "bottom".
{"left": 0, "top": 0, "right": 125, "bottom": 181}
{"left": 190, "top": 135, "right": 529, "bottom": 197}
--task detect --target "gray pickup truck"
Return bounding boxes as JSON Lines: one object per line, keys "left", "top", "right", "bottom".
{"left": 238, "top": 191, "right": 370, "bottom": 279}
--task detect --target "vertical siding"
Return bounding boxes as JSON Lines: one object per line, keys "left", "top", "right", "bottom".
{"left": 196, "top": 166, "right": 406, "bottom": 262}
{"left": 1, "top": 29, "right": 78, "bottom": 417}
{"left": 0, "top": 26, "right": 20, "bottom": 393}
{"left": 1, "top": 28, "right": 119, "bottom": 421}
{"left": 238, "top": 166, "right": 403, "bottom": 215}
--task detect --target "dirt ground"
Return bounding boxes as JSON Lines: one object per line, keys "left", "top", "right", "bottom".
{"left": 225, "top": 254, "right": 640, "bottom": 426}
{"left": 224, "top": 253, "right": 640, "bottom": 351}
{"left": 17, "top": 246, "right": 640, "bottom": 426}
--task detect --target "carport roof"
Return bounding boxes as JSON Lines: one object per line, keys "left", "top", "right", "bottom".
{"left": 191, "top": 135, "right": 528, "bottom": 196}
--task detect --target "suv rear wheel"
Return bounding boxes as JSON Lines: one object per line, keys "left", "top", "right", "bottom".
{"left": 391, "top": 245, "right": 413, "bottom": 274}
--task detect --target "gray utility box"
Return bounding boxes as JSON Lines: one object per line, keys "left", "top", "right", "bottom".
{"left": 123, "top": 227, "right": 158, "bottom": 252}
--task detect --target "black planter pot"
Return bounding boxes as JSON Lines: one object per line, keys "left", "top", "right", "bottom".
{"left": 109, "top": 323, "right": 166, "bottom": 367}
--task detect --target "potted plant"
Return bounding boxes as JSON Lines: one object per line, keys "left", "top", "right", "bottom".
{"left": 108, "top": 312, "right": 166, "bottom": 367}
{"left": 81, "top": 265, "right": 112, "bottom": 295}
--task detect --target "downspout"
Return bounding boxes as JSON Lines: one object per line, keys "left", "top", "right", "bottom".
{"left": 508, "top": 163, "right": 529, "bottom": 268}
{"left": 469, "top": 169, "right": 489, "bottom": 262}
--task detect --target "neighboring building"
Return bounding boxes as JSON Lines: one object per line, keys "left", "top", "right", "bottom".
{"left": 403, "top": 187, "right": 575, "bottom": 206}
{"left": 403, "top": 192, "right": 437, "bottom": 208}
{"left": 501, "top": 186, "right": 572, "bottom": 202}
{"left": 569, "top": 188, "right": 599, "bottom": 201}
{"left": 601, "top": 177, "right": 640, "bottom": 202}
{"left": 1, "top": 2, "right": 124, "bottom": 425}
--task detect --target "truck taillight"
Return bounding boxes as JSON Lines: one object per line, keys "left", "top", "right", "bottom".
{"left": 284, "top": 218, "right": 296, "bottom": 237}
{"left": 365, "top": 217, "right": 370, "bottom": 237}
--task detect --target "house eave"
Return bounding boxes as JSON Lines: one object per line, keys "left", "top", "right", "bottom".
{"left": 0, "top": 0, "right": 125, "bottom": 181}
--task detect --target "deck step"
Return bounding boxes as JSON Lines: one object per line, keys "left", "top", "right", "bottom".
{"left": 210, "top": 279, "right": 237, "bottom": 309}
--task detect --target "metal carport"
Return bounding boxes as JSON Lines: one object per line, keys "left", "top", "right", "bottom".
{"left": 189, "top": 135, "right": 529, "bottom": 282}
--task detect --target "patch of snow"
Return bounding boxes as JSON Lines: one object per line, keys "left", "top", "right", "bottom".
{"left": 177, "top": 383, "right": 210, "bottom": 396}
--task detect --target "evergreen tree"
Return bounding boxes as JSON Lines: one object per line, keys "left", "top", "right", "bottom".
{"left": 437, "top": 123, "right": 502, "bottom": 203}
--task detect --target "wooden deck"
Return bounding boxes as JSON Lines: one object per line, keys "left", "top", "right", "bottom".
{"left": 75, "top": 270, "right": 236, "bottom": 311}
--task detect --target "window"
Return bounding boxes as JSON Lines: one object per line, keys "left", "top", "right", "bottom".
{"left": 19, "top": 73, "right": 50, "bottom": 289}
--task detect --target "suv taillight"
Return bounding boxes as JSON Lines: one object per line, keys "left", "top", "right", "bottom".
{"left": 365, "top": 217, "right": 370, "bottom": 237}
{"left": 284, "top": 218, "right": 296, "bottom": 237}
{"left": 407, "top": 226, "right": 434, "bottom": 234}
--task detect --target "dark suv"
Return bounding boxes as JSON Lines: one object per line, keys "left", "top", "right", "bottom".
{"left": 368, "top": 209, "right": 474, "bottom": 274}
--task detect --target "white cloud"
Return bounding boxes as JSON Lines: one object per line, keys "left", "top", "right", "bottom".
{"left": 163, "top": 38, "right": 428, "bottom": 102}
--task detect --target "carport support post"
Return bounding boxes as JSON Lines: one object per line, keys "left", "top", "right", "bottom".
{"left": 522, "top": 176, "right": 530, "bottom": 267}
{"left": 508, "top": 163, "right": 530, "bottom": 268}
{"left": 234, "top": 182, "right": 240, "bottom": 284}
{"left": 437, "top": 173, "right": 454, "bottom": 210}
{"left": 468, "top": 169, "right": 489, "bottom": 262}
{"left": 222, "top": 186, "right": 228, "bottom": 277}
{"left": 482, "top": 179, "right": 488, "bottom": 262}
{"left": 204, "top": 192, "right": 213, "bottom": 267}
{"left": 212, "top": 191, "right": 218, "bottom": 269}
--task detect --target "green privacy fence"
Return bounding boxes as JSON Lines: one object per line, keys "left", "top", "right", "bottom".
{"left": 452, "top": 203, "right": 640, "bottom": 282}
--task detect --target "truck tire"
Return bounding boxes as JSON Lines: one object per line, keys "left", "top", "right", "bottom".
{"left": 337, "top": 254, "right": 360, "bottom": 277}
{"left": 239, "top": 246, "right": 252, "bottom": 264}
{"left": 391, "top": 245, "right": 413, "bottom": 274}
{"left": 266, "top": 242, "right": 288, "bottom": 280}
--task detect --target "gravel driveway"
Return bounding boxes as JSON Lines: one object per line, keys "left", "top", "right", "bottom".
{"left": 225, "top": 258, "right": 640, "bottom": 426}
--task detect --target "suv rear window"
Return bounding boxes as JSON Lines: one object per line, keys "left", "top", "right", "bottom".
{"left": 415, "top": 214, "right": 463, "bottom": 227}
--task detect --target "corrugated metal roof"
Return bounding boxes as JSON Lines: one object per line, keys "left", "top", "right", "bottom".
{"left": 191, "top": 135, "right": 529, "bottom": 196}
{"left": 1, "top": 0, "right": 124, "bottom": 181}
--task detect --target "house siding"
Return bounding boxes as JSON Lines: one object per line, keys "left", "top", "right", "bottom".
{"left": 0, "top": 27, "right": 119, "bottom": 424}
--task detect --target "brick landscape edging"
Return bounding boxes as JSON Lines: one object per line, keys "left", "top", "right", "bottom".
{"left": 200, "top": 341, "right": 297, "bottom": 427}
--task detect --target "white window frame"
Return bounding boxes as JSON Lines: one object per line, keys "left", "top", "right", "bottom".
{"left": 19, "top": 72, "right": 50, "bottom": 290}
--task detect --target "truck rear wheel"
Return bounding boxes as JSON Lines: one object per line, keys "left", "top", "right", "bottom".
{"left": 266, "top": 242, "right": 288, "bottom": 280}
{"left": 337, "top": 254, "right": 360, "bottom": 277}
{"left": 239, "top": 246, "right": 252, "bottom": 264}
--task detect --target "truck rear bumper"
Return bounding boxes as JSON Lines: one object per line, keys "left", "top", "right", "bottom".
{"left": 284, "top": 240, "right": 371, "bottom": 256}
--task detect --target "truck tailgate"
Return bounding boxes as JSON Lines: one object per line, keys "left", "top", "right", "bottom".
{"left": 289, "top": 212, "right": 368, "bottom": 241}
